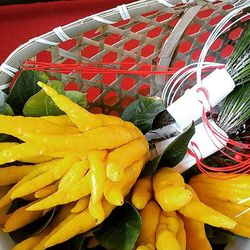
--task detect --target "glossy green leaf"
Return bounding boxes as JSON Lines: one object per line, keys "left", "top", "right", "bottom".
{"left": 22, "top": 80, "right": 65, "bottom": 117}
{"left": 160, "top": 122, "right": 195, "bottom": 167}
{"left": 140, "top": 122, "right": 195, "bottom": 176}
{"left": 0, "top": 103, "right": 14, "bottom": 116}
{"left": 141, "top": 155, "right": 161, "bottom": 177}
{"left": 65, "top": 91, "right": 87, "bottom": 108}
{"left": 7, "top": 70, "right": 49, "bottom": 114}
{"left": 205, "top": 225, "right": 235, "bottom": 246}
{"left": 121, "top": 97, "right": 165, "bottom": 134}
{"left": 0, "top": 103, "right": 14, "bottom": 141}
{"left": 95, "top": 203, "right": 141, "bottom": 250}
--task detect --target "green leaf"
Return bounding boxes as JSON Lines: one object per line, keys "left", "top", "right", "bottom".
{"left": 22, "top": 80, "right": 65, "bottom": 117}
{"left": 141, "top": 155, "right": 161, "bottom": 177}
{"left": 140, "top": 122, "right": 195, "bottom": 176}
{"left": 217, "top": 84, "right": 250, "bottom": 135}
{"left": 7, "top": 70, "right": 49, "bottom": 114}
{"left": 0, "top": 103, "right": 14, "bottom": 116}
{"left": 121, "top": 97, "right": 165, "bottom": 134}
{"left": 160, "top": 122, "right": 195, "bottom": 167}
{"left": 65, "top": 91, "right": 87, "bottom": 108}
{"left": 205, "top": 225, "right": 235, "bottom": 246}
{"left": 227, "top": 22, "right": 250, "bottom": 86}
{"left": 0, "top": 103, "right": 14, "bottom": 141}
{"left": 95, "top": 203, "right": 141, "bottom": 250}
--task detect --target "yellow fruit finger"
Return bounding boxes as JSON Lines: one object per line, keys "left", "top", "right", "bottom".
{"left": 38, "top": 81, "right": 103, "bottom": 132}
{"left": 21, "top": 125, "right": 140, "bottom": 152}
{"left": 0, "top": 159, "right": 60, "bottom": 208}
{"left": 89, "top": 199, "right": 105, "bottom": 223}
{"left": 136, "top": 244, "right": 155, "bottom": 250}
{"left": 0, "top": 142, "right": 18, "bottom": 150}
{"left": 35, "top": 182, "right": 59, "bottom": 199}
{"left": 176, "top": 214, "right": 186, "bottom": 250}
{"left": 106, "top": 138, "right": 149, "bottom": 181}
{"left": 137, "top": 200, "right": 161, "bottom": 247}
{"left": 11, "top": 154, "right": 79, "bottom": 199}
{"left": 190, "top": 173, "right": 250, "bottom": 190}
{"left": 179, "top": 185, "right": 237, "bottom": 229}
{"left": 104, "top": 159, "right": 145, "bottom": 206}
{"left": 0, "top": 142, "right": 48, "bottom": 165}
{"left": 20, "top": 155, "right": 54, "bottom": 164}
{"left": 200, "top": 197, "right": 250, "bottom": 230}
{"left": 41, "top": 115, "right": 76, "bottom": 127}
{"left": 0, "top": 164, "right": 37, "bottom": 186}
{"left": 132, "top": 175, "right": 153, "bottom": 210}
{"left": 0, "top": 114, "right": 79, "bottom": 138}
{"left": 27, "top": 173, "right": 91, "bottom": 211}
{"left": 156, "top": 211, "right": 182, "bottom": 250}
{"left": 155, "top": 186, "right": 193, "bottom": 212}
{"left": 181, "top": 215, "right": 212, "bottom": 250}
{"left": 153, "top": 168, "right": 193, "bottom": 212}
{"left": 12, "top": 235, "right": 45, "bottom": 250}
{"left": 3, "top": 202, "right": 44, "bottom": 232}
{"left": 43, "top": 200, "right": 115, "bottom": 248}
{"left": 58, "top": 159, "right": 89, "bottom": 190}
{"left": 89, "top": 150, "right": 107, "bottom": 204}
{"left": 190, "top": 181, "right": 250, "bottom": 206}
{"left": 13, "top": 202, "right": 75, "bottom": 250}
{"left": 71, "top": 196, "right": 89, "bottom": 213}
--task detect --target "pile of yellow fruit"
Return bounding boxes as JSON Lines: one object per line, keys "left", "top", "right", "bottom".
{"left": 0, "top": 82, "right": 149, "bottom": 249}
{"left": 132, "top": 168, "right": 239, "bottom": 250}
{"left": 0, "top": 81, "right": 248, "bottom": 250}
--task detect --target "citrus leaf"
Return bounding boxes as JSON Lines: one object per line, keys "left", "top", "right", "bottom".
{"left": 140, "top": 122, "right": 195, "bottom": 176}
{"left": 22, "top": 80, "right": 65, "bottom": 117}
{"left": 141, "top": 155, "right": 161, "bottom": 177}
{"left": 121, "top": 97, "right": 165, "bottom": 134}
{"left": 7, "top": 70, "right": 49, "bottom": 114}
{"left": 65, "top": 91, "right": 87, "bottom": 108}
{"left": 0, "top": 103, "right": 14, "bottom": 116}
{"left": 160, "top": 122, "right": 195, "bottom": 167}
{"left": 95, "top": 203, "right": 141, "bottom": 250}
{"left": 0, "top": 103, "right": 14, "bottom": 142}
{"left": 205, "top": 225, "right": 235, "bottom": 246}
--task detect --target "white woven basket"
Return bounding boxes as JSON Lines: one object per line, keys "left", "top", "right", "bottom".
{"left": 0, "top": 0, "right": 249, "bottom": 115}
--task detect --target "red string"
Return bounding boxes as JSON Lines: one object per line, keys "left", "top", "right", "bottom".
{"left": 22, "top": 60, "right": 225, "bottom": 76}
{"left": 187, "top": 87, "right": 250, "bottom": 178}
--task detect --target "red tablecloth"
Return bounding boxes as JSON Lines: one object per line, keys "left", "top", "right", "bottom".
{"left": 0, "top": 0, "right": 134, "bottom": 63}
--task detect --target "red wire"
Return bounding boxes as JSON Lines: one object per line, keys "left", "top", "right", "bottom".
{"left": 22, "top": 60, "right": 225, "bottom": 76}
{"left": 188, "top": 88, "right": 250, "bottom": 177}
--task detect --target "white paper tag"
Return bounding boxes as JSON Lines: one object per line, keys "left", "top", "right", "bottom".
{"left": 167, "top": 68, "right": 235, "bottom": 129}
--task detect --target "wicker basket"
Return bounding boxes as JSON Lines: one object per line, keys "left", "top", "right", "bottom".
{"left": 0, "top": 0, "right": 249, "bottom": 115}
